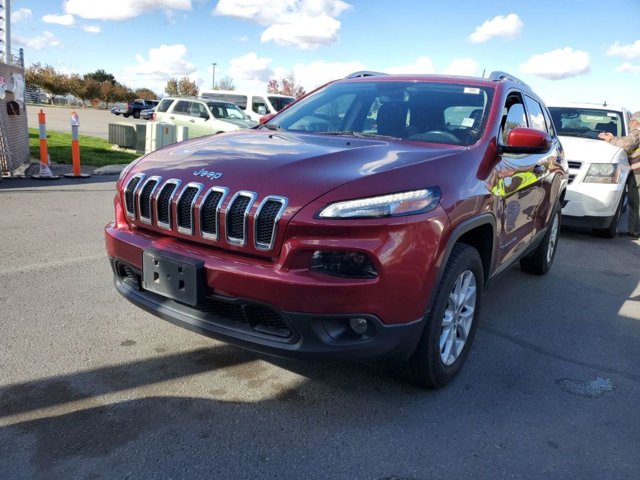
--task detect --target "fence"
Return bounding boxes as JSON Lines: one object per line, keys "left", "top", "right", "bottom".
{"left": 0, "top": 62, "right": 29, "bottom": 176}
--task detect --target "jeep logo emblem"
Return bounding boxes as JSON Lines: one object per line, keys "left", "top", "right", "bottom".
{"left": 193, "top": 168, "right": 223, "bottom": 180}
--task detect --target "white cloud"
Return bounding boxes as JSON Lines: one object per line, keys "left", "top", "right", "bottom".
{"left": 606, "top": 40, "right": 640, "bottom": 59}
{"left": 261, "top": 13, "right": 341, "bottom": 49}
{"left": 616, "top": 62, "right": 640, "bottom": 74}
{"left": 214, "top": 0, "right": 351, "bottom": 49}
{"left": 13, "top": 31, "right": 62, "bottom": 50}
{"left": 519, "top": 47, "right": 590, "bottom": 80}
{"left": 283, "top": 60, "right": 368, "bottom": 90}
{"left": 11, "top": 8, "right": 32, "bottom": 23}
{"left": 65, "top": 0, "right": 191, "bottom": 21}
{"left": 443, "top": 58, "right": 479, "bottom": 76}
{"left": 385, "top": 57, "right": 436, "bottom": 75}
{"left": 131, "top": 44, "right": 195, "bottom": 76}
{"left": 469, "top": 13, "right": 523, "bottom": 44}
{"left": 82, "top": 25, "right": 102, "bottom": 33}
{"left": 228, "top": 52, "right": 274, "bottom": 84}
{"left": 120, "top": 44, "right": 196, "bottom": 90}
{"left": 43, "top": 13, "right": 75, "bottom": 26}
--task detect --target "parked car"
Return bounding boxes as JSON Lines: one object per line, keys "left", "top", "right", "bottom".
{"left": 200, "top": 90, "right": 296, "bottom": 121}
{"left": 153, "top": 97, "right": 256, "bottom": 138}
{"left": 122, "top": 99, "right": 159, "bottom": 119}
{"left": 548, "top": 102, "right": 632, "bottom": 237}
{"left": 110, "top": 103, "right": 127, "bottom": 115}
{"left": 106, "top": 71, "right": 567, "bottom": 388}
{"left": 140, "top": 106, "right": 156, "bottom": 120}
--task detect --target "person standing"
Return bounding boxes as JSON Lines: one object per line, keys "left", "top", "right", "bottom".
{"left": 599, "top": 111, "right": 640, "bottom": 239}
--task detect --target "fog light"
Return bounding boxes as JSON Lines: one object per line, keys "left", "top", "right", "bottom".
{"left": 310, "top": 250, "right": 378, "bottom": 279}
{"left": 349, "top": 317, "right": 369, "bottom": 335}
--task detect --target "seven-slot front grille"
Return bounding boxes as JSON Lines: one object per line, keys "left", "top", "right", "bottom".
{"left": 123, "top": 177, "right": 287, "bottom": 251}
{"left": 177, "top": 183, "right": 203, "bottom": 235}
{"left": 125, "top": 174, "right": 145, "bottom": 218}
{"left": 138, "top": 176, "right": 161, "bottom": 224}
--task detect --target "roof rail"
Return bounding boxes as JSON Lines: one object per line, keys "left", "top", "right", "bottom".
{"left": 344, "top": 71, "right": 388, "bottom": 79}
{"left": 488, "top": 71, "right": 530, "bottom": 89}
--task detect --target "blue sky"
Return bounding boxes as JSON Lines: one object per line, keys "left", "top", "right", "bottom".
{"left": 9, "top": 0, "right": 640, "bottom": 111}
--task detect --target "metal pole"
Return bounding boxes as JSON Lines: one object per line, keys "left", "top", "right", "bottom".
{"left": 212, "top": 63, "right": 217, "bottom": 89}
{"left": 4, "top": 0, "right": 10, "bottom": 64}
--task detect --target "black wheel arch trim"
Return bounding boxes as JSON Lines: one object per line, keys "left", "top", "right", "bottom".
{"left": 425, "top": 213, "right": 496, "bottom": 315}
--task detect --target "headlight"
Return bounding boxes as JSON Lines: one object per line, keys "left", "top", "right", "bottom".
{"left": 584, "top": 163, "right": 620, "bottom": 184}
{"left": 318, "top": 188, "right": 441, "bottom": 219}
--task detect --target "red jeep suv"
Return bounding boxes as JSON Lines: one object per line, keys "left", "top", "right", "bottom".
{"left": 105, "top": 71, "right": 567, "bottom": 388}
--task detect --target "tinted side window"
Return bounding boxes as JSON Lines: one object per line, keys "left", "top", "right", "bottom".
{"left": 172, "top": 101, "right": 190, "bottom": 115}
{"left": 524, "top": 95, "right": 548, "bottom": 133}
{"left": 501, "top": 93, "right": 527, "bottom": 144}
{"left": 156, "top": 99, "right": 173, "bottom": 113}
{"left": 252, "top": 96, "right": 267, "bottom": 114}
{"left": 188, "top": 102, "right": 207, "bottom": 118}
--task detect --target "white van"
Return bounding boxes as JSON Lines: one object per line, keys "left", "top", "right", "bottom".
{"left": 199, "top": 90, "right": 296, "bottom": 121}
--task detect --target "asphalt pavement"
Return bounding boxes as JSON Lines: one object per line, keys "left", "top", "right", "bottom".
{"left": 26, "top": 104, "right": 145, "bottom": 140}
{"left": 0, "top": 177, "right": 639, "bottom": 479}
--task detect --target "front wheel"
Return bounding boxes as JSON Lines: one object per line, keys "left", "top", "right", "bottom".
{"left": 133, "top": 111, "right": 140, "bottom": 119}
{"left": 593, "top": 184, "right": 627, "bottom": 238}
{"left": 400, "top": 244, "right": 483, "bottom": 388}
{"left": 520, "top": 207, "right": 560, "bottom": 275}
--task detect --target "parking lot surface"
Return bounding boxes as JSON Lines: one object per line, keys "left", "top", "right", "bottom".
{"left": 1, "top": 177, "right": 639, "bottom": 479}
{"left": 26, "top": 104, "right": 143, "bottom": 139}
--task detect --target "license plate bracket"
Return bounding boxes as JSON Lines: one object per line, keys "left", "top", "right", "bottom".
{"left": 142, "top": 251, "right": 205, "bottom": 307}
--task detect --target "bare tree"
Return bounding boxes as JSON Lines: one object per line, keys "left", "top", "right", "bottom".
{"left": 164, "top": 78, "right": 179, "bottom": 96}
{"left": 177, "top": 77, "right": 198, "bottom": 96}
{"left": 135, "top": 88, "right": 158, "bottom": 100}
{"left": 217, "top": 76, "right": 235, "bottom": 90}
{"left": 267, "top": 72, "right": 306, "bottom": 99}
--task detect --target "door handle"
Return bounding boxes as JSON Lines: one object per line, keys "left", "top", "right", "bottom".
{"left": 189, "top": 119, "right": 195, "bottom": 123}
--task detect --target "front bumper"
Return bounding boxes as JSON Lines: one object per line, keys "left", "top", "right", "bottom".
{"left": 561, "top": 181, "right": 625, "bottom": 224}
{"left": 110, "top": 258, "right": 424, "bottom": 362}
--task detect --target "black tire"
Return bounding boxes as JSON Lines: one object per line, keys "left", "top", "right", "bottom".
{"left": 133, "top": 110, "right": 140, "bottom": 119}
{"left": 520, "top": 207, "right": 560, "bottom": 275}
{"left": 400, "top": 244, "right": 484, "bottom": 388}
{"left": 593, "top": 185, "right": 627, "bottom": 238}
{"left": 123, "top": 113, "right": 130, "bottom": 118}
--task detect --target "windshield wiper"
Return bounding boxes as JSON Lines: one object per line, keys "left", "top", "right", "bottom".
{"left": 262, "top": 123, "right": 281, "bottom": 131}
{"left": 317, "top": 131, "right": 402, "bottom": 140}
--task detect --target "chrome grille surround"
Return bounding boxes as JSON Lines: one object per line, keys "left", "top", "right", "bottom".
{"left": 124, "top": 173, "right": 145, "bottom": 219}
{"left": 137, "top": 176, "right": 162, "bottom": 224}
{"left": 176, "top": 182, "right": 204, "bottom": 235}
{"left": 226, "top": 191, "right": 257, "bottom": 247}
{"left": 125, "top": 178, "right": 286, "bottom": 252}
{"left": 254, "top": 196, "right": 288, "bottom": 251}
{"left": 200, "top": 187, "right": 229, "bottom": 241}
{"left": 155, "top": 179, "right": 182, "bottom": 230}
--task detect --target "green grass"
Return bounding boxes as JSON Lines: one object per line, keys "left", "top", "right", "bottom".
{"left": 29, "top": 129, "right": 139, "bottom": 167}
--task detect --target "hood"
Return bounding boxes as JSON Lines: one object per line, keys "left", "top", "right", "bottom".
{"left": 558, "top": 136, "right": 622, "bottom": 163}
{"left": 219, "top": 118, "right": 258, "bottom": 128}
{"left": 131, "top": 130, "right": 460, "bottom": 209}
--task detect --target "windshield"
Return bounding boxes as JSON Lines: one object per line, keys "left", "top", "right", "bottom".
{"left": 207, "top": 102, "right": 248, "bottom": 120}
{"left": 268, "top": 96, "right": 296, "bottom": 111}
{"left": 267, "top": 81, "right": 493, "bottom": 146}
{"left": 548, "top": 107, "right": 625, "bottom": 138}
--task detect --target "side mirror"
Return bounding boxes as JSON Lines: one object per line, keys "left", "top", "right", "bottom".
{"left": 201, "top": 112, "right": 210, "bottom": 120}
{"left": 257, "top": 106, "right": 267, "bottom": 115}
{"left": 500, "top": 127, "right": 552, "bottom": 154}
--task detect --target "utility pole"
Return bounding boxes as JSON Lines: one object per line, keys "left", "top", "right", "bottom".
{"left": 211, "top": 63, "right": 217, "bottom": 89}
